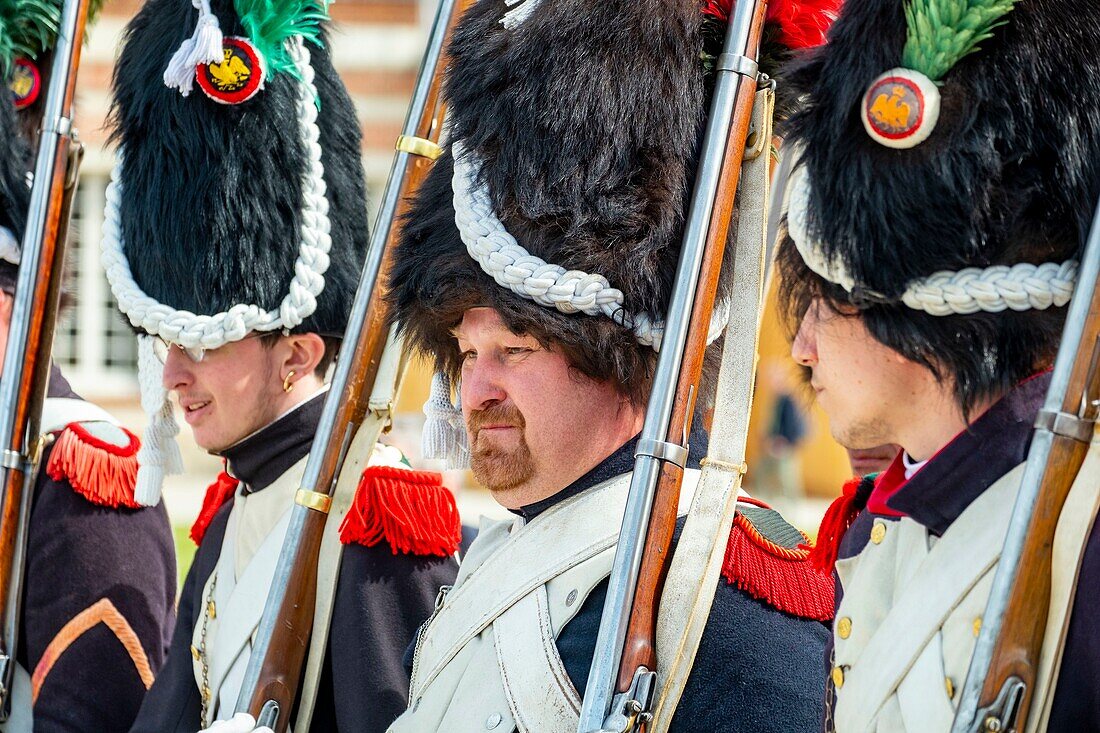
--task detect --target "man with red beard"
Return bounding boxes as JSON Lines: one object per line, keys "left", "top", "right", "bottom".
{"left": 382, "top": 0, "right": 842, "bottom": 730}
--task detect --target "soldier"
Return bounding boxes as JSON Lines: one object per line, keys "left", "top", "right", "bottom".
{"left": 100, "top": 1, "right": 462, "bottom": 730}
{"left": 772, "top": 0, "right": 1100, "bottom": 730}
{"left": 378, "top": 0, "right": 841, "bottom": 731}
{"left": 0, "top": 14, "right": 176, "bottom": 731}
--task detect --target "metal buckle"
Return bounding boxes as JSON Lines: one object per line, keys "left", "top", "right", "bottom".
{"left": 396, "top": 134, "right": 443, "bottom": 161}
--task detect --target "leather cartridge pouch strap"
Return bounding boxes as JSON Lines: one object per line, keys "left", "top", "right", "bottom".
{"left": 1028, "top": 422, "right": 1100, "bottom": 732}
{"left": 294, "top": 327, "right": 410, "bottom": 731}
{"left": 650, "top": 85, "right": 774, "bottom": 732}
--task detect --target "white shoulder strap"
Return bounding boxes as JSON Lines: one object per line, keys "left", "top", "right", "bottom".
{"left": 40, "top": 397, "right": 119, "bottom": 434}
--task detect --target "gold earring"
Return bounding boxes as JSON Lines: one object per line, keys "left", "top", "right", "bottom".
{"left": 282, "top": 369, "right": 296, "bottom": 393}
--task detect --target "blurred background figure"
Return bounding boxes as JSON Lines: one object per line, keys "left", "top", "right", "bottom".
{"left": 754, "top": 361, "right": 809, "bottom": 512}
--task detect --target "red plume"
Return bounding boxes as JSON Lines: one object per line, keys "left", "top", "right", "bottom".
{"left": 702, "top": 0, "right": 841, "bottom": 50}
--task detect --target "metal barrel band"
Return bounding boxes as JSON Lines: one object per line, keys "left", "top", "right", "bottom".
{"left": 396, "top": 134, "right": 443, "bottom": 161}
{"left": 717, "top": 53, "right": 759, "bottom": 79}
{"left": 294, "top": 489, "right": 333, "bottom": 514}
{"left": 634, "top": 438, "right": 689, "bottom": 469}
{"left": 1034, "top": 409, "right": 1095, "bottom": 444}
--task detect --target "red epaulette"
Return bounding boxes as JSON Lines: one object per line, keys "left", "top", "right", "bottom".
{"left": 721, "top": 497, "right": 835, "bottom": 622}
{"left": 191, "top": 471, "right": 239, "bottom": 545}
{"left": 46, "top": 422, "right": 142, "bottom": 509}
{"left": 339, "top": 465, "right": 461, "bottom": 557}
{"left": 807, "top": 474, "right": 877, "bottom": 574}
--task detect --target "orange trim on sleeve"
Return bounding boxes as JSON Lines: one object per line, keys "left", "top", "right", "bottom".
{"left": 31, "top": 597, "right": 155, "bottom": 703}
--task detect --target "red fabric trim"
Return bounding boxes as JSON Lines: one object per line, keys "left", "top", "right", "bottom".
{"left": 807, "top": 477, "right": 864, "bottom": 574}
{"left": 190, "top": 470, "right": 239, "bottom": 545}
{"left": 734, "top": 495, "right": 773, "bottom": 510}
{"left": 46, "top": 425, "right": 141, "bottom": 509}
{"left": 866, "top": 453, "right": 908, "bottom": 517}
{"left": 339, "top": 466, "right": 461, "bottom": 557}
{"left": 702, "top": 0, "right": 841, "bottom": 50}
{"left": 722, "top": 518, "right": 835, "bottom": 622}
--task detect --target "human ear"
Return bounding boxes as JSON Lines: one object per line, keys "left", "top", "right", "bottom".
{"left": 279, "top": 333, "right": 326, "bottom": 389}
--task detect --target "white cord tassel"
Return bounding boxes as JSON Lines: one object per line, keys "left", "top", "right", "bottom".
{"left": 422, "top": 371, "right": 469, "bottom": 470}
{"left": 134, "top": 336, "right": 185, "bottom": 506}
{"left": 163, "top": 0, "right": 224, "bottom": 96}
{"left": 500, "top": 0, "right": 542, "bottom": 29}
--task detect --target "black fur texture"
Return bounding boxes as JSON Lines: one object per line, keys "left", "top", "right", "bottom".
{"left": 389, "top": 0, "right": 802, "bottom": 402}
{"left": 110, "top": 0, "right": 368, "bottom": 337}
{"left": 0, "top": 94, "right": 28, "bottom": 244}
{"left": 774, "top": 0, "right": 1100, "bottom": 413}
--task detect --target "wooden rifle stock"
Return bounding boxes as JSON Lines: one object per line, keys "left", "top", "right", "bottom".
{"left": 953, "top": 193, "right": 1100, "bottom": 732}
{"left": 0, "top": 0, "right": 89, "bottom": 717}
{"left": 615, "top": 3, "right": 767, "bottom": 695}
{"left": 238, "top": 2, "right": 471, "bottom": 729}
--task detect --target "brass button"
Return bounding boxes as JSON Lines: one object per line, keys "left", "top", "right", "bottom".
{"left": 945, "top": 677, "right": 956, "bottom": 699}
{"left": 973, "top": 617, "right": 983, "bottom": 637}
{"left": 837, "top": 617, "right": 852, "bottom": 639}
{"left": 190, "top": 644, "right": 201, "bottom": 661}
{"left": 831, "top": 666, "right": 845, "bottom": 689}
{"left": 870, "top": 521, "right": 887, "bottom": 544}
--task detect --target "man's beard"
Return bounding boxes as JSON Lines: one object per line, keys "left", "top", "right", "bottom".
{"left": 467, "top": 404, "right": 535, "bottom": 492}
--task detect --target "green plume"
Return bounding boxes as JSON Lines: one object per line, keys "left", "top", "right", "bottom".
{"left": 233, "top": 0, "right": 329, "bottom": 79}
{"left": 901, "top": 0, "right": 1018, "bottom": 81}
{"left": 0, "top": 0, "right": 105, "bottom": 77}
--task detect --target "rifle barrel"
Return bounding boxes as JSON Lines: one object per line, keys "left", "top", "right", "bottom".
{"left": 0, "top": 0, "right": 89, "bottom": 715}
{"left": 575, "top": 1, "right": 767, "bottom": 730}
{"left": 235, "top": 1, "right": 465, "bottom": 727}
{"left": 951, "top": 192, "right": 1100, "bottom": 732}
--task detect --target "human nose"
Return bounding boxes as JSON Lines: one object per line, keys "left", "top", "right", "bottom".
{"left": 161, "top": 345, "right": 194, "bottom": 391}
{"left": 791, "top": 307, "right": 819, "bottom": 367}
{"left": 460, "top": 357, "right": 508, "bottom": 413}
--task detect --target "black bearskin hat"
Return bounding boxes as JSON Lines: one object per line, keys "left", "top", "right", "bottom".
{"left": 103, "top": 0, "right": 368, "bottom": 504}
{"left": 388, "top": 0, "right": 838, "bottom": 406}
{"left": 106, "top": 0, "right": 367, "bottom": 343}
{"left": 775, "top": 0, "right": 1100, "bottom": 410}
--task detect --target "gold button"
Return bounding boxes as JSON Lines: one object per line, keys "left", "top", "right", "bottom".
{"left": 837, "top": 617, "right": 852, "bottom": 639}
{"left": 831, "top": 666, "right": 845, "bottom": 689}
{"left": 207, "top": 600, "right": 217, "bottom": 619}
{"left": 945, "top": 677, "right": 955, "bottom": 699}
{"left": 973, "top": 617, "right": 983, "bottom": 637}
{"left": 870, "top": 521, "right": 887, "bottom": 544}
{"left": 190, "top": 645, "right": 200, "bottom": 661}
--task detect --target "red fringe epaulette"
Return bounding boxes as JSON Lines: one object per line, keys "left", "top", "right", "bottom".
{"left": 190, "top": 471, "right": 239, "bottom": 545}
{"left": 46, "top": 422, "right": 142, "bottom": 509}
{"left": 721, "top": 498, "right": 835, "bottom": 622}
{"left": 807, "top": 474, "right": 876, "bottom": 575}
{"left": 339, "top": 465, "right": 461, "bottom": 557}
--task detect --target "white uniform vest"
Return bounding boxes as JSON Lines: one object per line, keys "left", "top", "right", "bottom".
{"left": 831, "top": 464, "right": 1024, "bottom": 732}
{"left": 388, "top": 470, "right": 699, "bottom": 733}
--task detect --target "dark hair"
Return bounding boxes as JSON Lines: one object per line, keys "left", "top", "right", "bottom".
{"left": 774, "top": 236, "right": 1065, "bottom": 420}
{"left": 259, "top": 332, "right": 341, "bottom": 378}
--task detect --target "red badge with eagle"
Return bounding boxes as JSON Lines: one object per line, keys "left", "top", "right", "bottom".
{"left": 9, "top": 58, "right": 41, "bottom": 110}
{"left": 862, "top": 68, "right": 941, "bottom": 149}
{"left": 196, "top": 36, "right": 266, "bottom": 105}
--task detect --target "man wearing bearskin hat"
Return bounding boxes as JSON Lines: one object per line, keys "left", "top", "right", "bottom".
{"left": 772, "top": 0, "right": 1100, "bottom": 729}
{"left": 371, "top": 0, "right": 844, "bottom": 731}
{"left": 100, "top": 1, "right": 462, "bottom": 730}
{"left": 0, "top": 5, "right": 177, "bottom": 730}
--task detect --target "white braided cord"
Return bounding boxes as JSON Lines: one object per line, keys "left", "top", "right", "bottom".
{"left": 500, "top": 0, "right": 542, "bottom": 29}
{"left": 452, "top": 141, "right": 728, "bottom": 350}
{"left": 786, "top": 164, "right": 1078, "bottom": 315}
{"left": 103, "top": 37, "right": 332, "bottom": 350}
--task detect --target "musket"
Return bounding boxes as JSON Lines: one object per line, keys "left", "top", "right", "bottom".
{"left": 234, "top": 1, "right": 470, "bottom": 728}
{"left": 576, "top": 1, "right": 770, "bottom": 731}
{"left": 950, "top": 194, "right": 1100, "bottom": 733}
{"left": 0, "top": 0, "right": 89, "bottom": 718}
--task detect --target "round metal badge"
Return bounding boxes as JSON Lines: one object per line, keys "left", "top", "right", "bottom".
{"left": 861, "top": 67, "right": 941, "bottom": 149}
{"left": 196, "top": 36, "right": 266, "bottom": 105}
{"left": 9, "top": 58, "right": 41, "bottom": 110}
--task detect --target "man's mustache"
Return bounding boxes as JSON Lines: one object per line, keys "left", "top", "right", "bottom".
{"left": 467, "top": 404, "right": 525, "bottom": 434}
